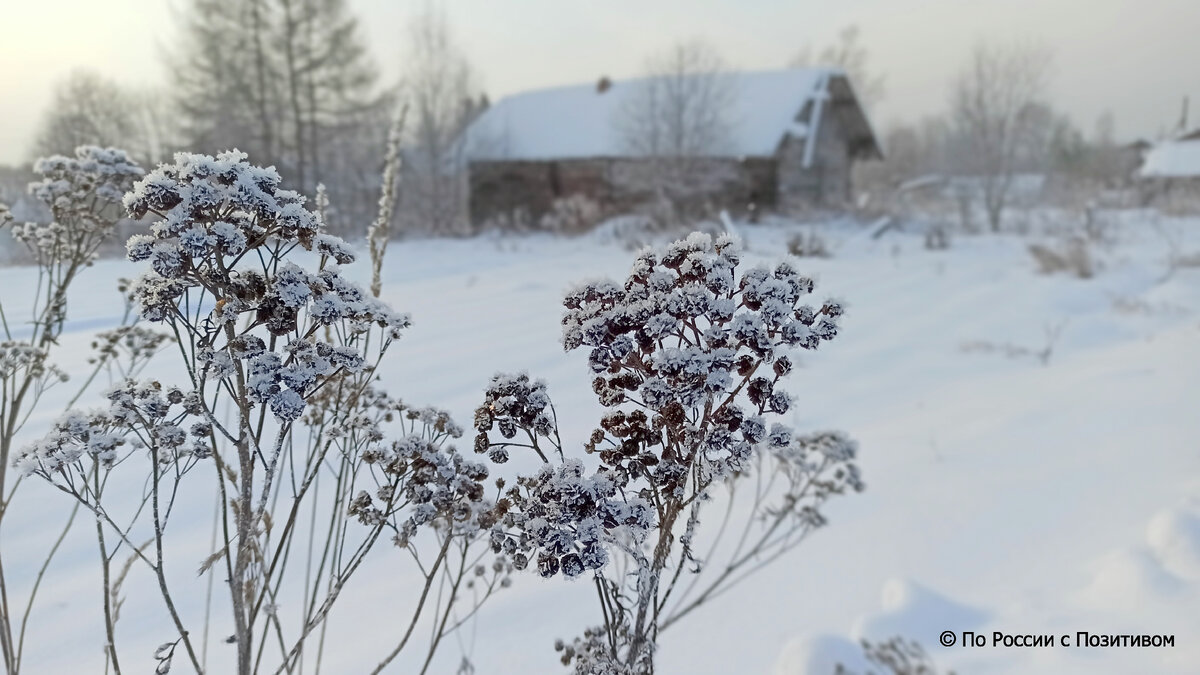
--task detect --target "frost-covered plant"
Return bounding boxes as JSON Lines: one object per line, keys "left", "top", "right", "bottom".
{"left": 2, "top": 147, "right": 142, "bottom": 349}
{"left": 835, "top": 636, "right": 955, "bottom": 675}
{"left": 0, "top": 148, "right": 147, "bottom": 674}
{"left": 368, "top": 106, "right": 406, "bottom": 298}
{"left": 15, "top": 151, "right": 501, "bottom": 675}
{"left": 960, "top": 320, "right": 1065, "bottom": 367}
{"left": 88, "top": 324, "right": 173, "bottom": 378}
{"left": 475, "top": 232, "right": 863, "bottom": 673}
{"left": 13, "top": 147, "right": 142, "bottom": 269}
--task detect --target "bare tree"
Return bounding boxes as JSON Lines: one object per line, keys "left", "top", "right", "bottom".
{"left": 616, "top": 39, "right": 737, "bottom": 218}
{"left": 397, "top": 4, "right": 481, "bottom": 235}
{"left": 791, "top": 25, "right": 886, "bottom": 109}
{"left": 278, "top": 0, "right": 380, "bottom": 192}
{"left": 619, "top": 39, "right": 735, "bottom": 160}
{"left": 949, "top": 41, "right": 1053, "bottom": 232}
{"left": 31, "top": 71, "right": 184, "bottom": 168}
{"left": 31, "top": 71, "right": 138, "bottom": 159}
{"left": 170, "top": 0, "right": 278, "bottom": 163}
{"left": 127, "top": 89, "right": 184, "bottom": 165}
{"left": 1082, "top": 111, "right": 1133, "bottom": 187}
{"left": 169, "top": 0, "right": 383, "bottom": 211}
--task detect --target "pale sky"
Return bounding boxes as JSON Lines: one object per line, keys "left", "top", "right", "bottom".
{"left": 1, "top": 0, "right": 1198, "bottom": 165}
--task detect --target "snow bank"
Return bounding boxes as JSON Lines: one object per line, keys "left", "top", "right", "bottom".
{"left": 4, "top": 213, "right": 1199, "bottom": 673}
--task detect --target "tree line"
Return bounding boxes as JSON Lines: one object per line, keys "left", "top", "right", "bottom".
{"left": 22, "top": 10, "right": 1167, "bottom": 240}
{"left": 26, "top": 1, "right": 483, "bottom": 237}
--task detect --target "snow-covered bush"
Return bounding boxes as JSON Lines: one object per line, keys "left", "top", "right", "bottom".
{"left": 1080, "top": 203, "right": 1114, "bottom": 244}
{"left": 479, "top": 206, "right": 535, "bottom": 233}
{"left": 788, "top": 230, "right": 832, "bottom": 258}
{"left": 924, "top": 225, "right": 950, "bottom": 251}
{"left": 474, "top": 232, "right": 863, "bottom": 673}
{"left": 540, "top": 194, "right": 604, "bottom": 234}
{"left": 15, "top": 151, "right": 503, "bottom": 675}
{"left": 1028, "top": 237, "right": 1094, "bottom": 278}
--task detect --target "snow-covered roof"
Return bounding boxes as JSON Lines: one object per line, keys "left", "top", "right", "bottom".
{"left": 462, "top": 68, "right": 872, "bottom": 162}
{"left": 1140, "top": 138, "right": 1200, "bottom": 178}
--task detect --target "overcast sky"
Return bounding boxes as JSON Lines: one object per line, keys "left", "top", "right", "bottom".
{"left": 1, "top": 0, "right": 1197, "bottom": 165}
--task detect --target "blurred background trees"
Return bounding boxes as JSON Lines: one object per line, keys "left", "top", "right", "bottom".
{"left": 31, "top": 70, "right": 174, "bottom": 163}
{"left": 948, "top": 41, "right": 1054, "bottom": 231}
{"left": 9, "top": 5, "right": 1188, "bottom": 239}
{"left": 791, "top": 25, "right": 885, "bottom": 111}
{"left": 616, "top": 39, "right": 737, "bottom": 220}
{"left": 397, "top": 4, "right": 485, "bottom": 236}
{"left": 168, "top": 0, "right": 387, "bottom": 234}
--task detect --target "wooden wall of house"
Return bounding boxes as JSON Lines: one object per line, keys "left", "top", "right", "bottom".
{"left": 468, "top": 156, "right": 777, "bottom": 227}
{"left": 776, "top": 108, "right": 854, "bottom": 212}
{"left": 466, "top": 160, "right": 558, "bottom": 225}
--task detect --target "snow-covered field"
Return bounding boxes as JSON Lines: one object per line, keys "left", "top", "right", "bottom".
{"left": 4, "top": 212, "right": 1199, "bottom": 673}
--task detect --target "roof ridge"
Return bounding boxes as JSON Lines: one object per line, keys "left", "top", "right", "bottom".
{"left": 487, "top": 66, "right": 841, "bottom": 105}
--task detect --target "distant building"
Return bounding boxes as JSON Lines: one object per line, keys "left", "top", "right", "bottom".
{"left": 1140, "top": 133, "right": 1200, "bottom": 179}
{"left": 1134, "top": 132, "right": 1200, "bottom": 208}
{"left": 1119, "top": 139, "right": 1153, "bottom": 178}
{"left": 459, "top": 68, "right": 882, "bottom": 228}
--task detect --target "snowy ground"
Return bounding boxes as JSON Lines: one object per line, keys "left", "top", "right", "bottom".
{"left": 3, "top": 212, "right": 1199, "bottom": 673}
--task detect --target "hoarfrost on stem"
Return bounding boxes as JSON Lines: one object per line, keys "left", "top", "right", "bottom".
{"left": 15, "top": 150, "right": 507, "bottom": 675}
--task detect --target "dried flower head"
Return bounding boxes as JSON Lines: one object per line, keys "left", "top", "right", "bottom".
{"left": 474, "top": 232, "right": 863, "bottom": 671}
